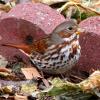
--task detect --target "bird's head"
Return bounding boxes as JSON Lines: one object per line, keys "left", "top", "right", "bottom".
{"left": 50, "top": 19, "right": 83, "bottom": 44}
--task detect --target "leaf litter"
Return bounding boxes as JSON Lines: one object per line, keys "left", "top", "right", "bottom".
{"left": 0, "top": 0, "right": 99, "bottom": 100}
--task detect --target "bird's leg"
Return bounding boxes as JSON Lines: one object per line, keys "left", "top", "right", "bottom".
{"left": 39, "top": 71, "right": 50, "bottom": 88}
{"left": 60, "top": 71, "right": 71, "bottom": 81}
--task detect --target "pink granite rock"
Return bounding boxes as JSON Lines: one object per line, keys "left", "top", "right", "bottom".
{"left": 0, "top": 2, "right": 65, "bottom": 64}
{"left": 76, "top": 16, "right": 100, "bottom": 72}
{"left": 2, "top": 2, "right": 65, "bottom": 34}
{"left": 0, "top": 18, "right": 46, "bottom": 63}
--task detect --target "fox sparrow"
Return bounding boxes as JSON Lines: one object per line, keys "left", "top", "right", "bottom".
{"left": 3, "top": 20, "right": 81, "bottom": 74}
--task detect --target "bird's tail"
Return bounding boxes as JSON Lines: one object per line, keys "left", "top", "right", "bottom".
{"left": 2, "top": 43, "right": 32, "bottom": 57}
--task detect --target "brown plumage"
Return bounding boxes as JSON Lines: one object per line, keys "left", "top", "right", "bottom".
{"left": 2, "top": 20, "right": 81, "bottom": 74}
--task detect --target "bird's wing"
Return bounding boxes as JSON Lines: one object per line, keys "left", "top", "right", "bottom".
{"left": 32, "top": 37, "right": 52, "bottom": 54}
{"left": 2, "top": 36, "right": 51, "bottom": 55}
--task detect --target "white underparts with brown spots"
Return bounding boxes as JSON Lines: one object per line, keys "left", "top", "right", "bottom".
{"left": 30, "top": 34, "right": 81, "bottom": 74}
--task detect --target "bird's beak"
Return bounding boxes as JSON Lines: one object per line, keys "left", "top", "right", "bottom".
{"left": 75, "top": 27, "right": 85, "bottom": 35}
{"left": 2, "top": 43, "right": 32, "bottom": 56}
{"left": 75, "top": 31, "right": 80, "bottom": 35}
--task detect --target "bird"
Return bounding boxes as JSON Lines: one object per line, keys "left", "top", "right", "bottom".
{"left": 2, "top": 20, "right": 81, "bottom": 74}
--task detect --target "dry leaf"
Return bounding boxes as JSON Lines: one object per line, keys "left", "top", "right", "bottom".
{"left": 21, "top": 66, "right": 42, "bottom": 80}
{"left": 0, "top": 67, "right": 11, "bottom": 73}
{"left": 32, "top": 0, "right": 67, "bottom": 5}
{"left": 0, "top": 55, "right": 8, "bottom": 67}
{"left": 21, "top": 84, "right": 37, "bottom": 95}
{"left": 14, "top": 95, "right": 28, "bottom": 100}
{"left": 21, "top": 66, "right": 50, "bottom": 87}
{"left": 79, "top": 71, "right": 100, "bottom": 92}
{"left": 2, "top": 86, "right": 13, "bottom": 94}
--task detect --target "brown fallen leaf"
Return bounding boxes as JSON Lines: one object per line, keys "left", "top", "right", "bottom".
{"left": 0, "top": 2, "right": 14, "bottom": 12}
{"left": 21, "top": 83, "right": 37, "bottom": 95}
{"left": 14, "top": 95, "right": 28, "bottom": 100}
{"left": 32, "top": 0, "right": 67, "bottom": 5}
{"left": 2, "top": 86, "right": 14, "bottom": 94}
{"left": 21, "top": 66, "right": 42, "bottom": 80}
{"left": 0, "top": 67, "right": 11, "bottom": 74}
{"left": 79, "top": 70, "right": 100, "bottom": 92}
{"left": 21, "top": 66, "right": 50, "bottom": 88}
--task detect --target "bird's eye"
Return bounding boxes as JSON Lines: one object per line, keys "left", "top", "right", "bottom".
{"left": 68, "top": 26, "right": 73, "bottom": 30}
